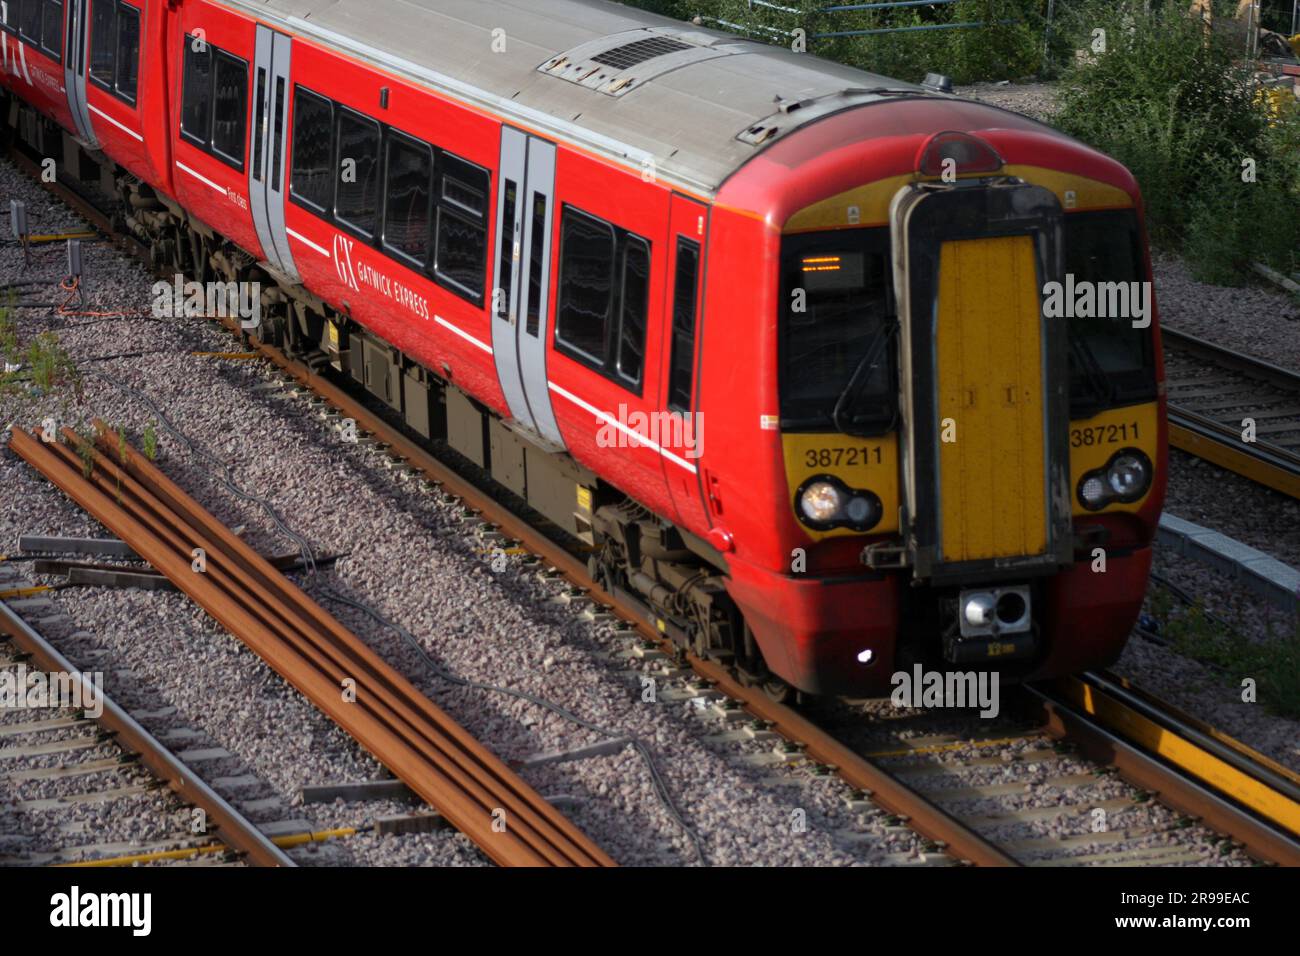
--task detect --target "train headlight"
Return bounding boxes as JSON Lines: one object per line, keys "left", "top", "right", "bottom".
{"left": 1107, "top": 452, "right": 1151, "bottom": 501}
{"left": 800, "top": 481, "right": 844, "bottom": 524}
{"left": 1078, "top": 475, "right": 1109, "bottom": 510}
{"left": 796, "top": 477, "right": 883, "bottom": 531}
{"left": 1077, "top": 448, "right": 1152, "bottom": 511}
{"left": 845, "top": 494, "right": 878, "bottom": 526}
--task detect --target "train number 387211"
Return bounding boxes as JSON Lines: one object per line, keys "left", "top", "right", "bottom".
{"left": 804, "top": 447, "right": 884, "bottom": 468}
{"left": 1070, "top": 422, "right": 1140, "bottom": 448}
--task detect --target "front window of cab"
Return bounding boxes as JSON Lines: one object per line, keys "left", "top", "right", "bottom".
{"left": 778, "top": 210, "right": 1157, "bottom": 434}
{"left": 1064, "top": 210, "right": 1157, "bottom": 415}
{"left": 779, "top": 228, "right": 897, "bottom": 435}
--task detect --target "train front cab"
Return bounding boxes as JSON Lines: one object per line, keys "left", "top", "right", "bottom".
{"left": 715, "top": 104, "right": 1166, "bottom": 697}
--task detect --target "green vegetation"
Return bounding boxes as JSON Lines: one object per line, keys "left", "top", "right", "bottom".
{"left": 0, "top": 292, "right": 82, "bottom": 399}
{"left": 143, "top": 421, "right": 159, "bottom": 461}
{"left": 1148, "top": 586, "right": 1300, "bottom": 720}
{"left": 632, "top": 1, "right": 1300, "bottom": 285}
{"left": 1052, "top": 0, "right": 1300, "bottom": 283}
{"left": 628, "top": 0, "right": 1050, "bottom": 83}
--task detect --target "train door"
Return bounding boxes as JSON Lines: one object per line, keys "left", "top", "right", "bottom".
{"left": 491, "top": 126, "right": 564, "bottom": 447}
{"left": 659, "top": 194, "right": 709, "bottom": 528}
{"left": 249, "top": 25, "right": 298, "bottom": 282}
{"left": 62, "top": 0, "right": 97, "bottom": 146}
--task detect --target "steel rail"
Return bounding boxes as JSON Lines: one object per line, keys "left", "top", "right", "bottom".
{"left": 0, "top": 600, "right": 295, "bottom": 867}
{"left": 8, "top": 427, "right": 613, "bottom": 867}
{"left": 1026, "top": 675, "right": 1300, "bottom": 866}
{"left": 84, "top": 421, "right": 607, "bottom": 867}
{"left": 1163, "top": 328, "right": 1300, "bottom": 499}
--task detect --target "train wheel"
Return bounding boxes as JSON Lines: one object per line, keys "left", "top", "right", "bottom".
{"left": 761, "top": 676, "right": 793, "bottom": 704}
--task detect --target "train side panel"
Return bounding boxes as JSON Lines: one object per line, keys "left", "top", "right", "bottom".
{"left": 168, "top": 1, "right": 259, "bottom": 255}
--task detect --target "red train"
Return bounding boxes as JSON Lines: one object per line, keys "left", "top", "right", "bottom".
{"left": 2, "top": 0, "right": 1167, "bottom": 700}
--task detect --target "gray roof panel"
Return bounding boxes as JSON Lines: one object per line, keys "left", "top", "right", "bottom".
{"left": 225, "top": 0, "right": 930, "bottom": 193}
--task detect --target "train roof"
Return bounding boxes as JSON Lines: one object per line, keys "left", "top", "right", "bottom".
{"left": 221, "top": 0, "right": 979, "bottom": 195}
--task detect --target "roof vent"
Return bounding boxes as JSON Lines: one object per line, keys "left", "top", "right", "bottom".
{"left": 539, "top": 28, "right": 756, "bottom": 97}
{"left": 591, "top": 36, "right": 692, "bottom": 70}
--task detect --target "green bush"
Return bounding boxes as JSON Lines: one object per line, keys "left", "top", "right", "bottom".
{"left": 1053, "top": 0, "right": 1300, "bottom": 282}
{"left": 628, "top": 0, "right": 1048, "bottom": 84}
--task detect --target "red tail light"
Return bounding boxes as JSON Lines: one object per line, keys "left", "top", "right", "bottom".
{"left": 916, "top": 131, "right": 1004, "bottom": 177}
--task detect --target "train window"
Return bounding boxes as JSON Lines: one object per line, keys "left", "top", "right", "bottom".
{"left": 524, "top": 192, "right": 547, "bottom": 336}
{"left": 556, "top": 208, "right": 651, "bottom": 392}
{"left": 113, "top": 3, "right": 139, "bottom": 102}
{"left": 382, "top": 131, "right": 433, "bottom": 266}
{"left": 556, "top": 208, "right": 615, "bottom": 365}
{"left": 617, "top": 238, "right": 649, "bottom": 387}
{"left": 267, "top": 79, "right": 283, "bottom": 191}
{"left": 87, "top": 2, "right": 140, "bottom": 104}
{"left": 40, "top": 0, "right": 62, "bottom": 62}
{"left": 0, "top": 1, "right": 11, "bottom": 33}
{"left": 495, "top": 179, "right": 518, "bottom": 320}
{"left": 778, "top": 228, "right": 896, "bottom": 434}
{"left": 251, "top": 68, "right": 266, "bottom": 181}
{"left": 89, "top": 0, "right": 114, "bottom": 87}
{"left": 270, "top": 76, "right": 285, "bottom": 190}
{"left": 289, "top": 86, "right": 333, "bottom": 213}
{"left": 18, "top": 0, "right": 40, "bottom": 43}
{"left": 211, "top": 50, "right": 247, "bottom": 167}
{"left": 180, "top": 37, "right": 212, "bottom": 148}
{"left": 432, "top": 153, "right": 489, "bottom": 304}
{"left": 1063, "top": 210, "right": 1157, "bottom": 413}
{"left": 334, "top": 108, "right": 380, "bottom": 238}
{"left": 667, "top": 238, "right": 700, "bottom": 412}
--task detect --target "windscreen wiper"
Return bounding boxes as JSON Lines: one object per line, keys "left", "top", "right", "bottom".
{"left": 830, "top": 323, "right": 897, "bottom": 437}
{"left": 1069, "top": 334, "right": 1116, "bottom": 414}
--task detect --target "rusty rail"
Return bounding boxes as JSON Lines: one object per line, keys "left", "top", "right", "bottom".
{"left": 8, "top": 425, "right": 614, "bottom": 867}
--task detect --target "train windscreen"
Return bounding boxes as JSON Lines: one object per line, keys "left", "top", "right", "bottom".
{"left": 1063, "top": 210, "right": 1158, "bottom": 415}
{"left": 779, "top": 227, "right": 897, "bottom": 435}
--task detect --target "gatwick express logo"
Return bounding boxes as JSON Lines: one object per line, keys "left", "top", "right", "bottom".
{"left": 331, "top": 233, "right": 431, "bottom": 320}
{"left": 334, "top": 233, "right": 361, "bottom": 292}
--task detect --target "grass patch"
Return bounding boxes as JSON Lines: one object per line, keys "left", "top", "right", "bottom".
{"left": 1147, "top": 586, "right": 1300, "bottom": 720}
{"left": 0, "top": 292, "right": 82, "bottom": 400}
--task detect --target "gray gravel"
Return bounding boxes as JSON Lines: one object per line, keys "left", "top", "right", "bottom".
{"left": 816, "top": 699, "right": 1255, "bottom": 866}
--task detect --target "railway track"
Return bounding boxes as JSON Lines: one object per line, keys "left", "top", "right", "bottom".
{"left": 7, "top": 149, "right": 1300, "bottom": 867}
{"left": 1164, "top": 327, "right": 1300, "bottom": 499}
{"left": 0, "top": 600, "right": 291, "bottom": 867}
{"left": 7, "top": 424, "right": 614, "bottom": 868}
